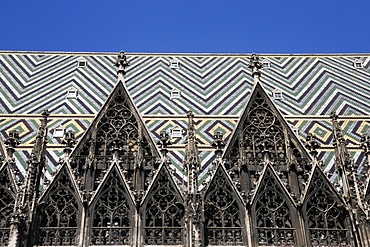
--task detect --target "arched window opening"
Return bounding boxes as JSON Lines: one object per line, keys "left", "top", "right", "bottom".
{"left": 204, "top": 167, "right": 244, "bottom": 245}
{"left": 304, "top": 170, "right": 350, "bottom": 246}
{"left": 38, "top": 168, "right": 80, "bottom": 246}
{"left": 143, "top": 167, "right": 184, "bottom": 245}
{"left": 253, "top": 168, "right": 296, "bottom": 246}
{"left": 91, "top": 168, "right": 132, "bottom": 245}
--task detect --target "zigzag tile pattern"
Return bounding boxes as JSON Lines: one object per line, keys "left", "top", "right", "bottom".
{"left": 2, "top": 53, "right": 370, "bottom": 115}
{"left": 1, "top": 52, "right": 370, "bottom": 184}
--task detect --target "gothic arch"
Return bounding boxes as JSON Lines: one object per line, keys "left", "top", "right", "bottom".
{"left": 37, "top": 164, "right": 82, "bottom": 246}
{"left": 204, "top": 164, "right": 245, "bottom": 245}
{"left": 303, "top": 166, "right": 351, "bottom": 246}
{"left": 142, "top": 164, "right": 185, "bottom": 245}
{"left": 251, "top": 165, "right": 297, "bottom": 246}
{"left": 0, "top": 164, "right": 17, "bottom": 245}
{"left": 89, "top": 164, "right": 134, "bottom": 245}
{"left": 70, "top": 81, "right": 160, "bottom": 192}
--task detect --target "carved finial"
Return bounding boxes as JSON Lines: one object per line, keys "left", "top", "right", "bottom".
{"left": 305, "top": 133, "right": 320, "bottom": 161}
{"left": 61, "top": 130, "right": 76, "bottom": 148}
{"left": 187, "top": 110, "right": 195, "bottom": 140}
{"left": 5, "top": 130, "right": 21, "bottom": 159}
{"left": 330, "top": 111, "right": 347, "bottom": 151}
{"left": 185, "top": 110, "right": 200, "bottom": 164}
{"left": 61, "top": 130, "right": 76, "bottom": 157}
{"left": 5, "top": 130, "right": 20, "bottom": 148}
{"left": 31, "top": 110, "right": 49, "bottom": 162}
{"left": 114, "top": 50, "right": 130, "bottom": 76}
{"left": 41, "top": 109, "right": 50, "bottom": 128}
{"left": 330, "top": 111, "right": 338, "bottom": 121}
{"left": 157, "top": 130, "right": 171, "bottom": 160}
{"left": 211, "top": 131, "right": 226, "bottom": 160}
{"left": 361, "top": 134, "right": 370, "bottom": 155}
{"left": 248, "top": 53, "right": 262, "bottom": 81}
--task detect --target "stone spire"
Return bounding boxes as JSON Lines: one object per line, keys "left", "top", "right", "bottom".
{"left": 248, "top": 53, "right": 263, "bottom": 84}
{"left": 184, "top": 110, "right": 200, "bottom": 194}
{"left": 330, "top": 112, "right": 354, "bottom": 194}
{"left": 114, "top": 50, "right": 130, "bottom": 83}
{"left": 360, "top": 134, "right": 370, "bottom": 203}
{"left": 21, "top": 109, "right": 49, "bottom": 246}
{"left": 330, "top": 111, "right": 364, "bottom": 244}
{"left": 5, "top": 130, "right": 21, "bottom": 247}
{"left": 183, "top": 110, "right": 202, "bottom": 247}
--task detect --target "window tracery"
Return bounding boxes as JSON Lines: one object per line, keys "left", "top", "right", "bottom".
{"left": 38, "top": 166, "right": 80, "bottom": 246}
{"left": 253, "top": 167, "right": 296, "bottom": 246}
{"left": 243, "top": 92, "right": 286, "bottom": 164}
{"left": 143, "top": 167, "right": 184, "bottom": 245}
{"left": 204, "top": 167, "right": 244, "bottom": 245}
{"left": 91, "top": 167, "right": 132, "bottom": 245}
{"left": 304, "top": 169, "right": 349, "bottom": 246}
{"left": 72, "top": 85, "right": 158, "bottom": 191}
{"left": 95, "top": 92, "right": 140, "bottom": 157}
{"left": 0, "top": 166, "right": 15, "bottom": 246}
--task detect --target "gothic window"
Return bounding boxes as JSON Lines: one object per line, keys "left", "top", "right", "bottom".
{"left": 91, "top": 167, "right": 133, "bottom": 245}
{"left": 303, "top": 168, "right": 350, "bottom": 246}
{"left": 243, "top": 91, "right": 286, "bottom": 164}
{"left": 252, "top": 166, "right": 296, "bottom": 246}
{"left": 143, "top": 166, "right": 184, "bottom": 245}
{"left": 204, "top": 166, "right": 244, "bottom": 245}
{"left": 0, "top": 166, "right": 16, "bottom": 246}
{"left": 38, "top": 166, "right": 80, "bottom": 246}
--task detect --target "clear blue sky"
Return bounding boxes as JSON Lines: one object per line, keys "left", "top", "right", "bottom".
{"left": 1, "top": 1, "right": 369, "bottom": 53}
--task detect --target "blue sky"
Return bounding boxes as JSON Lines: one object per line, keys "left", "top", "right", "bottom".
{"left": 1, "top": 1, "right": 370, "bottom": 53}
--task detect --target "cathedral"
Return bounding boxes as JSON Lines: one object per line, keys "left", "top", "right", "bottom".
{"left": 0, "top": 51, "right": 370, "bottom": 246}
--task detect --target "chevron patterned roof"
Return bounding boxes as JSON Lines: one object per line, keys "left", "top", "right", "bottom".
{"left": 1, "top": 51, "right": 370, "bottom": 184}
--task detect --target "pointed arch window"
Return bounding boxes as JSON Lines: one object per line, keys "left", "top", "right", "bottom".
{"left": 143, "top": 167, "right": 185, "bottom": 245}
{"left": 0, "top": 166, "right": 16, "bottom": 246}
{"left": 204, "top": 167, "right": 244, "bottom": 245}
{"left": 303, "top": 169, "right": 350, "bottom": 246}
{"left": 90, "top": 168, "right": 133, "bottom": 245}
{"left": 242, "top": 91, "right": 287, "bottom": 163}
{"left": 38, "top": 167, "right": 80, "bottom": 246}
{"left": 252, "top": 167, "right": 296, "bottom": 246}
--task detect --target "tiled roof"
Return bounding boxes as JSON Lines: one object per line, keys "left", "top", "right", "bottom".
{"left": 1, "top": 51, "right": 369, "bottom": 183}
